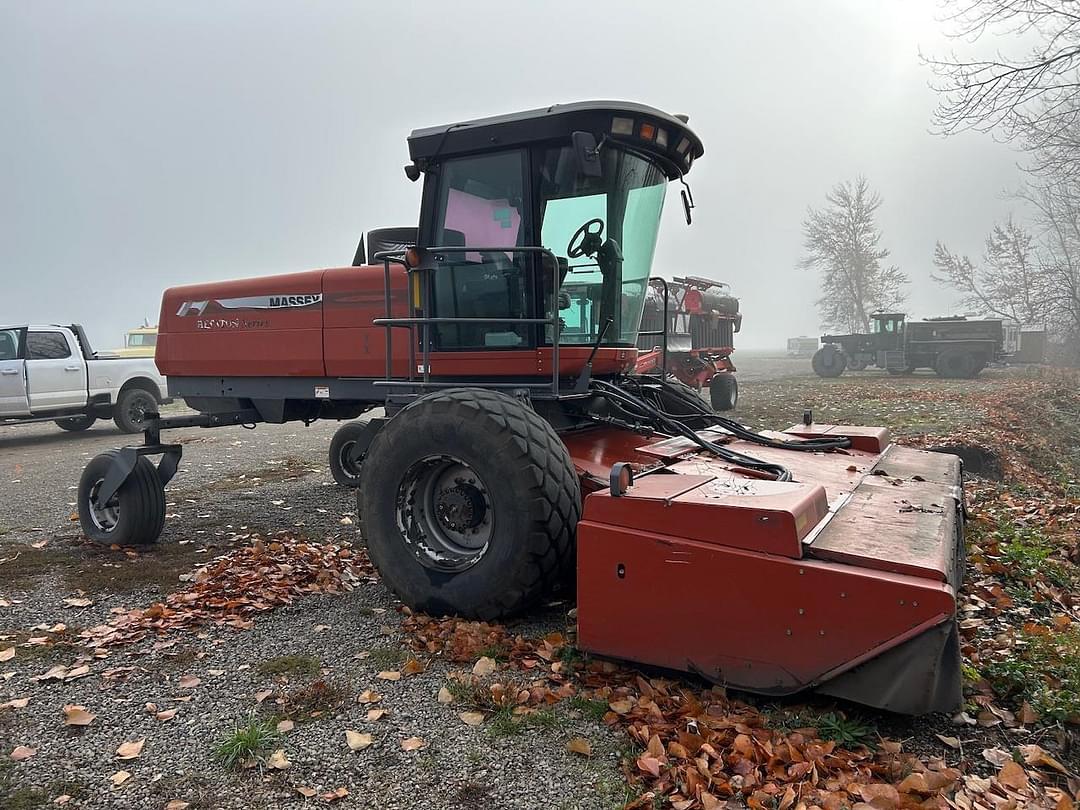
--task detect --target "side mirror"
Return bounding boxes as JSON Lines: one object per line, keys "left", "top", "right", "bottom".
{"left": 681, "top": 188, "right": 694, "bottom": 226}
{"left": 571, "top": 131, "right": 601, "bottom": 177}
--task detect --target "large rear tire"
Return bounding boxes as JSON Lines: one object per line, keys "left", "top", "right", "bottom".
{"left": 812, "top": 346, "right": 847, "bottom": 378}
{"left": 709, "top": 374, "right": 738, "bottom": 411}
{"left": 934, "top": 350, "right": 977, "bottom": 379}
{"left": 78, "top": 452, "right": 165, "bottom": 545}
{"left": 56, "top": 415, "right": 96, "bottom": 432}
{"left": 358, "top": 388, "right": 580, "bottom": 620}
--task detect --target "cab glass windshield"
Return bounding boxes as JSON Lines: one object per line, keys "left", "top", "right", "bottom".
{"left": 538, "top": 146, "right": 666, "bottom": 346}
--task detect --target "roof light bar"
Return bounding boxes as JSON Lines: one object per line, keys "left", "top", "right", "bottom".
{"left": 611, "top": 116, "right": 634, "bottom": 135}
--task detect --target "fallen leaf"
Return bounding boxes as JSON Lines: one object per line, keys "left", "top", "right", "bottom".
{"left": 266, "top": 749, "right": 290, "bottom": 770}
{"left": 346, "top": 730, "right": 373, "bottom": 751}
{"left": 177, "top": 675, "right": 201, "bottom": 689}
{"left": 115, "top": 739, "right": 145, "bottom": 760}
{"left": 295, "top": 787, "right": 317, "bottom": 798}
{"left": 998, "top": 760, "right": 1029, "bottom": 790}
{"left": 402, "top": 658, "right": 425, "bottom": 675}
{"left": 0, "top": 697, "right": 29, "bottom": 709}
{"left": 165, "top": 801, "right": 190, "bottom": 810}
{"left": 64, "top": 664, "right": 90, "bottom": 681}
{"left": 357, "top": 690, "right": 382, "bottom": 704}
{"left": 321, "top": 787, "right": 349, "bottom": 802}
{"left": 155, "top": 708, "right": 178, "bottom": 722}
{"left": 459, "top": 711, "right": 485, "bottom": 726}
{"left": 1019, "top": 701, "right": 1039, "bottom": 725}
{"left": 0, "top": 647, "right": 13, "bottom": 662}
{"left": 366, "top": 708, "right": 387, "bottom": 722}
{"left": 935, "top": 734, "right": 961, "bottom": 749}
{"left": 9, "top": 745, "right": 36, "bottom": 761}
{"left": 983, "top": 748, "right": 1012, "bottom": 767}
{"left": 636, "top": 753, "right": 662, "bottom": 778}
{"left": 609, "top": 698, "right": 633, "bottom": 715}
{"left": 400, "top": 736, "right": 426, "bottom": 751}
{"left": 276, "top": 720, "right": 294, "bottom": 733}
{"left": 567, "top": 737, "right": 592, "bottom": 757}
{"left": 376, "top": 671, "right": 401, "bottom": 681}
{"left": 472, "top": 656, "right": 496, "bottom": 677}
{"left": 55, "top": 796, "right": 72, "bottom": 806}
{"left": 63, "top": 597, "right": 93, "bottom": 608}
{"left": 437, "top": 687, "right": 453, "bottom": 704}
{"left": 110, "top": 770, "right": 131, "bottom": 787}
{"left": 63, "top": 705, "right": 96, "bottom": 726}
{"left": 254, "top": 689, "right": 273, "bottom": 704}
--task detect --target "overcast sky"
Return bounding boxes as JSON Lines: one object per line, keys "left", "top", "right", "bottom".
{"left": 1, "top": 0, "right": 1027, "bottom": 350}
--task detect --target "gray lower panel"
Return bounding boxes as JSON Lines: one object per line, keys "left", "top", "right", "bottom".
{"left": 168, "top": 376, "right": 384, "bottom": 403}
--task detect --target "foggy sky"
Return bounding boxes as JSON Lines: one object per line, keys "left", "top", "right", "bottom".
{"left": 1, "top": 0, "right": 1026, "bottom": 350}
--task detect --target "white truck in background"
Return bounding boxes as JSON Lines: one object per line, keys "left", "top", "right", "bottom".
{"left": 0, "top": 324, "right": 169, "bottom": 434}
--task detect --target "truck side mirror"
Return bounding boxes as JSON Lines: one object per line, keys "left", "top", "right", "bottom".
{"left": 571, "top": 131, "right": 601, "bottom": 177}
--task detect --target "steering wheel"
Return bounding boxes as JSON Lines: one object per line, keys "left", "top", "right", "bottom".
{"left": 567, "top": 218, "right": 604, "bottom": 259}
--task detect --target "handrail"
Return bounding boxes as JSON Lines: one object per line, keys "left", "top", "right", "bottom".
{"left": 638, "top": 276, "right": 671, "bottom": 378}
{"left": 372, "top": 245, "right": 564, "bottom": 400}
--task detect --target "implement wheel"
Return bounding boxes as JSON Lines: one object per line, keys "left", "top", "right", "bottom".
{"left": 78, "top": 451, "right": 165, "bottom": 545}
{"left": 934, "top": 350, "right": 977, "bottom": 379}
{"left": 709, "top": 374, "right": 738, "bottom": 411}
{"left": 358, "top": 388, "right": 580, "bottom": 620}
{"left": 812, "top": 346, "right": 847, "bottom": 378}
{"left": 329, "top": 421, "right": 369, "bottom": 488}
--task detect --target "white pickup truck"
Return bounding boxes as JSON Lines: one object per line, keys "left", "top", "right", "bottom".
{"left": 0, "top": 324, "right": 169, "bottom": 434}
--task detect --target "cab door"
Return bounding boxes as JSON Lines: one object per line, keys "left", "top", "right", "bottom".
{"left": 0, "top": 328, "right": 30, "bottom": 416}
{"left": 25, "top": 329, "right": 87, "bottom": 412}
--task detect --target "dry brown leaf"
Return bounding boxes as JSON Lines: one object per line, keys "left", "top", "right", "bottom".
{"left": 935, "top": 734, "right": 961, "bottom": 749}
{"left": 357, "top": 689, "right": 382, "bottom": 704}
{"left": 0, "top": 647, "right": 14, "bottom": 662}
{"left": 636, "top": 753, "right": 662, "bottom": 778}
{"left": 155, "top": 708, "right": 178, "bottom": 722}
{"left": 9, "top": 745, "right": 36, "bottom": 761}
{"left": 266, "top": 749, "right": 290, "bottom": 770}
{"left": 1019, "top": 701, "right": 1039, "bottom": 725}
{"left": 295, "top": 787, "right": 317, "bottom": 798}
{"left": 115, "top": 739, "right": 145, "bottom": 760}
{"left": 998, "top": 760, "right": 1029, "bottom": 790}
{"left": 110, "top": 770, "right": 131, "bottom": 787}
{"left": 177, "top": 674, "right": 201, "bottom": 689}
{"left": 165, "top": 801, "right": 190, "bottom": 810}
{"left": 609, "top": 698, "right": 633, "bottom": 715}
{"left": 437, "top": 687, "right": 453, "bottom": 704}
{"left": 400, "top": 736, "right": 426, "bottom": 751}
{"left": 254, "top": 689, "right": 273, "bottom": 704}
{"left": 0, "top": 697, "right": 29, "bottom": 709}
{"left": 983, "top": 748, "right": 1012, "bottom": 767}
{"left": 1020, "top": 744, "right": 1070, "bottom": 775}
{"left": 567, "top": 737, "right": 592, "bottom": 757}
{"left": 459, "top": 711, "right": 485, "bottom": 726}
{"left": 63, "top": 705, "right": 96, "bottom": 726}
{"left": 321, "top": 787, "right": 349, "bottom": 803}
{"left": 64, "top": 665, "right": 90, "bottom": 682}
{"left": 376, "top": 670, "right": 401, "bottom": 681}
{"left": 402, "top": 658, "right": 425, "bottom": 675}
{"left": 276, "top": 719, "right": 294, "bottom": 733}
{"left": 472, "top": 656, "right": 496, "bottom": 677}
{"left": 345, "top": 730, "right": 373, "bottom": 751}
{"left": 64, "top": 597, "right": 93, "bottom": 608}
{"left": 366, "top": 708, "right": 387, "bottom": 722}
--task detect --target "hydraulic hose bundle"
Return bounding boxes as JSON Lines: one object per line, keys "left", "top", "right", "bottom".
{"left": 588, "top": 377, "right": 852, "bottom": 482}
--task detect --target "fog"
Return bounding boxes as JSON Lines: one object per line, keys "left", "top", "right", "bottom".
{"left": 1, "top": 0, "right": 1025, "bottom": 350}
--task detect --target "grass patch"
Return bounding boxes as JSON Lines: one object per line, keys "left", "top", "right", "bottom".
{"left": 203, "top": 457, "right": 313, "bottom": 493}
{"left": 488, "top": 705, "right": 564, "bottom": 737}
{"left": 989, "top": 521, "right": 1075, "bottom": 589}
{"left": 566, "top": 695, "right": 609, "bottom": 722}
{"left": 815, "top": 712, "right": 877, "bottom": 748}
{"left": 272, "top": 678, "right": 350, "bottom": 722}
{"left": 0, "top": 545, "right": 81, "bottom": 591}
{"left": 366, "top": 645, "right": 406, "bottom": 669}
{"left": 62, "top": 542, "right": 201, "bottom": 594}
{"left": 983, "top": 624, "right": 1080, "bottom": 722}
{"left": 257, "top": 654, "right": 320, "bottom": 677}
{"left": 214, "top": 715, "right": 280, "bottom": 769}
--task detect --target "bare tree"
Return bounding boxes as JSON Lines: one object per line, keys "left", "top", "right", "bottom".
{"left": 932, "top": 217, "right": 1051, "bottom": 325}
{"left": 928, "top": 1, "right": 1080, "bottom": 170}
{"left": 800, "top": 178, "right": 908, "bottom": 333}
{"left": 1019, "top": 181, "right": 1080, "bottom": 353}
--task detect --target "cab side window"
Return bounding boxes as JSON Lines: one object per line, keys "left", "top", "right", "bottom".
{"left": 0, "top": 330, "right": 21, "bottom": 361}
{"left": 27, "top": 331, "right": 71, "bottom": 360}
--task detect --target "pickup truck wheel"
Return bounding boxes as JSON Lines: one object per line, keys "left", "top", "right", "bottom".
{"left": 329, "top": 421, "right": 370, "bottom": 488}
{"left": 812, "top": 346, "right": 847, "bottom": 378}
{"left": 709, "top": 374, "right": 738, "bottom": 411}
{"left": 114, "top": 388, "right": 156, "bottom": 433}
{"left": 78, "top": 452, "right": 165, "bottom": 545}
{"left": 55, "top": 415, "right": 96, "bottom": 432}
{"left": 358, "top": 388, "right": 580, "bottom": 620}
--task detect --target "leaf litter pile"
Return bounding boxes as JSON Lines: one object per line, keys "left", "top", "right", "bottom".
{"left": 79, "top": 532, "right": 374, "bottom": 649}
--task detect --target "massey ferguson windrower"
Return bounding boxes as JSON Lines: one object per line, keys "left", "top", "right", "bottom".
{"left": 78, "top": 102, "right": 965, "bottom": 714}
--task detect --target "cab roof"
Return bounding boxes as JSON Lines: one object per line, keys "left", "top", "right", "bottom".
{"left": 408, "top": 100, "right": 704, "bottom": 180}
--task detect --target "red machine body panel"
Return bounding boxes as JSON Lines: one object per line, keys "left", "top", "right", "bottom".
{"left": 157, "top": 264, "right": 637, "bottom": 382}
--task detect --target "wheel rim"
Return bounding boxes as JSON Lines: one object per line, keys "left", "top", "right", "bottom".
{"left": 126, "top": 393, "right": 154, "bottom": 427}
{"left": 87, "top": 479, "right": 119, "bottom": 533}
{"left": 338, "top": 440, "right": 362, "bottom": 478}
{"left": 396, "top": 455, "right": 493, "bottom": 572}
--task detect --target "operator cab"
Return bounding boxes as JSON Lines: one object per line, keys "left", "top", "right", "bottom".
{"left": 400, "top": 102, "right": 704, "bottom": 374}
{"left": 871, "top": 313, "right": 905, "bottom": 350}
